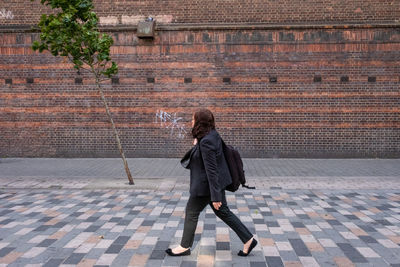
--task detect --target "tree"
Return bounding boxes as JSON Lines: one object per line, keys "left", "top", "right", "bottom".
{"left": 31, "top": 0, "right": 134, "bottom": 184}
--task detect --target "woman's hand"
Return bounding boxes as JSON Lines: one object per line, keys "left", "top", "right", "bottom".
{"left": 193, "top": 138, "right": 198, "bottom": 145}
{"left": 212, "top": 202, "right": 222, "bottom": 210}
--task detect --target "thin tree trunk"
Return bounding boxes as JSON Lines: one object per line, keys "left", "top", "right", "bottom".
{"left": 95, "top": 77, "right": 134, "bottom": 185}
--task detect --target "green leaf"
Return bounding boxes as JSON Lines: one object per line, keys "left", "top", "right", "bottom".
{"left": 32, "top": 0, "right": 117, "bottom": 80}
{"left": 102, "top": 61, "right": 118, "bottom": 78}
{"left": 32, "top": 41, "right": 40, "bottom": 51}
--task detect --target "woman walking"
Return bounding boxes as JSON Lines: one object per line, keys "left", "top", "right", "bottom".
{"left": 166, "top": 108, "right": 257, "bottom": 257}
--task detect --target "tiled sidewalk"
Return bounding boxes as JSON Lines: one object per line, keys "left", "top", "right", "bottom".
{"left": 1, "top": 189, "right": 400, "bottom": 267}
{"left": 1, "top": 158, "right": 400, "bottom": 179}
{"left": 1, "top": 158, "right": 400, "bottom": 190}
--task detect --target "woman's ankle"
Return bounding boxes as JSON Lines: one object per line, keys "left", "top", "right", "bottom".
{"left": 245, "top": 236, "right": 254, "bottom": 244}
{"left": 173, "top": 245, "right": 189, "bottom": 252}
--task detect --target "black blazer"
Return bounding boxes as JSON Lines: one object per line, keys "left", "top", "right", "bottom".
{"left": 181, "top": 129, "right": 232, "bottom": 202}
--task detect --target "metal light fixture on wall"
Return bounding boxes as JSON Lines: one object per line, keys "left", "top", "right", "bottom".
{"left": 137, "top": 16, "right": 156, "bottom": 38}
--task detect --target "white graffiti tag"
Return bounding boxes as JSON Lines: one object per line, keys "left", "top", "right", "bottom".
{"left": 156, "top": 110, "right": 187, "bottom": 138}
{"left": 0, "top": 9, "right": 14, "bottom": 19}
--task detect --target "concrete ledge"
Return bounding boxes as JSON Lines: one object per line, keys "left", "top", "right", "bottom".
{"left": 1, "top": 176, "right": 399, "bottom": 191}
{"left": 1, "top": 22, "right": 399, "bottom": 33}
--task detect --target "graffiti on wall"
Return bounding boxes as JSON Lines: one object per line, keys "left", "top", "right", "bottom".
{"left": 0, "top": 9, "right": 14, "bottom": 19}
{"left": 155, "top": 110, "right": 187, "bottom": 138}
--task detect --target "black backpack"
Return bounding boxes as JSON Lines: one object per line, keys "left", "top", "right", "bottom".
{"left": 222, "top": 140, "right": 255, "bottom": 192}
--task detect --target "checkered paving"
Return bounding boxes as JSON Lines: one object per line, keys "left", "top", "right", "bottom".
{"left": 0, "top": 189, "right": 399, "bottom": 266}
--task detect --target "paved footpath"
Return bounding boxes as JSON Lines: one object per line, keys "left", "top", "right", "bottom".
{"left": 0, "top": 158, "right": 399, "bottom": 266}
{"left": 0, "top": 158, "right": 399, "bottom": 190}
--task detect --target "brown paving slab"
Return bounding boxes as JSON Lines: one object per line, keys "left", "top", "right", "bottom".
{"left": 388, "top": 235, "right": 400, "bottom": 244}
{"left": 353, "top": 211, "right": 367, "bottom": 218}
{"left": 226, "top": 196, "right": 236, "bottom": 202}
{"left": 172, "top": 193, "right": 181, "bottom": 199}
{"left": 254, "top": 196, "right": 264, "bottom": 201}
{"left": 49, "top": 231, "right": 67, "bottom": 239}
{"left": 141, "top": 208, "right": 152, "bottom": 213}
{"left": 0, "top": 252, "right": 23, "bottom": 264}
{"left": 343, "top": 198, "right": 353, "bottom": 204}
{"left": 45, "top": 218, "right": 60, "bottom": 225}
{"left": 216, "top": 234, "right": 230, "bottom": 242}
{"left": 284, "top": 261, "right": 303, "bottom": 267}
{"left": 137, "top": 226, "right": 152, "bottom": 233}
{"left": 16, "top": 207, "right": 28, "bottom": 212}
{"left": 129, "top": 253, "right": 149, "bottom": 267}
{"left": 271, "top": 208, "right": 283, "bottom": 215}
{"left": 296, "top": 228, "right": 311, "bottom": 235}
{"left": 43, "top": 209, "right": 55, "bottom": 216}
{"left": 350, "top": 228, "right": 368, "bottom": 236}
{"left": 368, "top": 207, "right": 381, "bottom": 213}
{"left": 8, "top": 196, "right": 18, "bottom": 201}
{"left": 86, "top": 210, "right": 97, "bottom": 216}
{"left": 195, "top": 226, "right": 203, "bottom": 234}
{"left": 334, "top": 257, "right": 355, "bottom": 267}
{"left": 306, "top": 211, "right": 319, "bottom": 218}
{"left": 197, "top": 255, "right": 214, "bottom": 267}
{"left": 390, "top": 196, "right": 400, "bottom": 201}
{"left": 172, "top": 211, "right": 184, "bottom": 217}
{"left": 312, "top": 192, "right": 324, "bottom": 198}
{"left": 52, "top": 211, "right": 62, "bottom": 217}
{"left": 49, "top": 210, "right": 62, "bottom": 217}
{"left": 102, "top": 192, "right": 112, "bottom": 198}
{"left": 238, "top": 207, "right": 250, "bottom": 212}
{"left": 321, "top": 214, "right": 335, "bottom": 220}
{"left": 86, "top": 235, "right": 102, "bottom": 243}
{"left": 280, "top": 193, "right": 290, "bottom": 199}
{"left": 111, "top": 206, "right": 123, "bottom": 211}
{"left": 124, "top": 240, "right": 142, "bottom": 249}
{"left": 77, "top": 259, "right": 97, "bottom": 267}
{"left": 260, "top": 238, "right": 275, "bottom": 246}
{"left": 306, "top": 242, "right": 324, "bottom": 252}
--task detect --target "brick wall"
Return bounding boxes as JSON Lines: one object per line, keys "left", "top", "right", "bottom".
{"left": 1, "top": 0, "right": 399, "bottom": 25}
{"left": 0, "top": 1, "right": 399, "bottom": 158}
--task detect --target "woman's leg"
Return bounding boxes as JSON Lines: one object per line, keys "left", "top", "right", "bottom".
{"left": 210, "top": 191, "right": 253, "bottom": 244}
{"left": 180, "top": 195, "right": 210, "bottom": 248}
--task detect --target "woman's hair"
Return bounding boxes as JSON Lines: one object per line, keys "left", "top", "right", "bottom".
{"left": 191, "top": 108, "right": 215, "bottom": 139}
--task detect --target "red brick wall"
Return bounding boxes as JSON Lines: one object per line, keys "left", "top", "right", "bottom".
{"left": 1, "top": 27, "right": 399, "bottom": 158}
{"left": 0, "top": 1, "right": 399, "bottom": 158}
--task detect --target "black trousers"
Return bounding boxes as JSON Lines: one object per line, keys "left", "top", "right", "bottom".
{"left": 180, "top": 191, "right": 253, "bottom": 248}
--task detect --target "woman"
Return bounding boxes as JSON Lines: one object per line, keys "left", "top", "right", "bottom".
{"left": 166, "top": 108, "right": 257, "bottom": 257}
